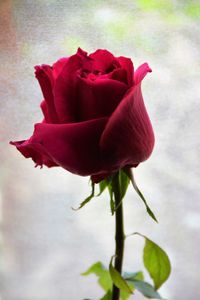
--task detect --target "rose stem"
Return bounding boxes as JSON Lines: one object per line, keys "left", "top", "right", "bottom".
{"left": 112, "top": 172, "right": 125, "bottom": 300}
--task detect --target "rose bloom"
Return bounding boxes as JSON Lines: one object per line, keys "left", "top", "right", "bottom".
{"left": 10, "top": 48, "right": 154, "bottom": 183}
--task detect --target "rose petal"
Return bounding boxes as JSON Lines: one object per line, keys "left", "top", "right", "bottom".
{"left": 10, "top": 139, "right": 58, "bottom": 168}
{"left": 35, "top": 65, "right": 58, "bottom": 123}
{"left": 53, "top": 56, "right": 81, "bottom": 123}
{"left": 77, "top": 77, "right": 128, "bottom": 121}
{"left": 10, "top": 117, "right": 108, "bottom": 176}
{"left": 100, "top": 75, "right": 154, "bottom": 170}
{"left": 89, "top": 49, "right": 120, "bottom": 73}
{"left": 117, "top": 56, "right": 134, "bottom": 87}
{"left": 52, "top": 57, "right": 68, "bottom": 79}
{"left": 53, "top": 49, "right": 93, "bottom": 123}
{"left": 134, "top": 63, "right": 152, "bottom": 85}
{"left": 109, "top": 68, "right": 128, "bottom": 85}
{"left": 40, "top": 100, "right": 50, "bottom": 123}
{"left": 77, "top": 47, "right": 93, "bottom": 70}
{"left": 91, "top": 172, "right": 112, "bottom": 183}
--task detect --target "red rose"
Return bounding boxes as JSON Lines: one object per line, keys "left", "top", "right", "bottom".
{"left": 10, "top": 48, "right": 154, "bottom": 182}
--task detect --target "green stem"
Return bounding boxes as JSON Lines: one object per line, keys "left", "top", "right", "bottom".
{"left": 112, "top": 172, "right": 125, "bottom": 300}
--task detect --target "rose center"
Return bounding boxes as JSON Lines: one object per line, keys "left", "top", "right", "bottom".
{"left": 78, "top": 62, "right": 120, "bottom": 81}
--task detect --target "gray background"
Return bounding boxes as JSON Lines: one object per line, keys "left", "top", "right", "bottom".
{"left": 0, "top": 0, "right": 200, "bottom": 299}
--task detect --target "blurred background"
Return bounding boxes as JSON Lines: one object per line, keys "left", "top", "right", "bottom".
{"left": 0, "top": 0, "right": 200, "bottom": 299}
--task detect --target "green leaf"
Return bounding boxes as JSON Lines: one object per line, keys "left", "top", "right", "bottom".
{"left": 82, "top": 262, "right": 112, "bottom": 292}
{"left": 124, "top": 271, "right": 144, "bottom": 281}
{"left": 73, "top": 182, "right": 95, "bottom": 210}
{"left": 122, "top": 271, "right": 144, "bottom": 300}
{"left": 100, "top": 290, "right": 112, "bottom": 300}
{"left": 82, "top": 261, "right": 133, "bottom": 300}
{"left": 82, "top": 261, "right": 103, "bottom": 276}
{"left": 120, "top": 282, "right": 135, "bottom": 300}
{"left": 109, "top": 257, "right": 133, "bottom": 295}
{"left": 143, "top": 237, "right": 171, "bottom": 290}
{"left": 124, "top": 268, "right": 163, "bottom": 298}
{"left": 128, "top": 170, "right": 158, "bottom": 222}
{"left": 127, "top": 279, "right": 162, "bottom": 299}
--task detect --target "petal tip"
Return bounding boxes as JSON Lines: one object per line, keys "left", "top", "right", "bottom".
{"left": 134, "top": 62, "right": 152, "bottom": 85}
{"left": 77, "top": 47, "right": 88, "bottom": 57}
{"left": 9, "top": 140, "right": 24, "bottom": 147}
{"left": 143, "top": 62, "right": 152, "bottom": 73}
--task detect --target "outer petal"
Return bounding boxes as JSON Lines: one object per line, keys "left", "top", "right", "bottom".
{"left": 77, "top": 77, "right": 128, "bottom": 121}
{"left": 35, "top": 65, "right": 59, "bottom": 123}
{"left": 100, "top": 70, "right": 154, "bottom": 170}
{"left": 134, "top": 63, "right": 152, "bottom": 85}
{"left": 10, "top": 118, "right": 108, "bottom": 176}
{"left": 10, "top": 139, "right": 58, "bottom": 167}
{"left": 40, "top": 100, "right": 50, "bottom": 123}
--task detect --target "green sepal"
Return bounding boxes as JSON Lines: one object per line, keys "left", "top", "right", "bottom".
{"left": 125, "top": 169, "right": 158, "bottom": 222}
{"left": 112, "top": 170, "right": 130, "bottom": 213}
{"left": 97, "top": 176, "right": 113, "bottom": 197}
{"left": 107, "top": 180, "right": 115, "bottom": 215}
{"left": 97, "top": 179, "right": 109, "bottom": 196}
{"left": 133, "top": 181, "right": 158, "bottom": 222}
{"left": 97, "top": 177, "right": 115, "bottom": 215}
{"left": 119, "top": 169, "right": 130, "bottom": 200}
{"left": 97, "top": 170, "right": 131, "bottom": 215}
{"left": 72, "top": 181, "right": 95, "bottom": 210}
{"left": 109, "top": 256, "right": 133, "bottom": 295}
